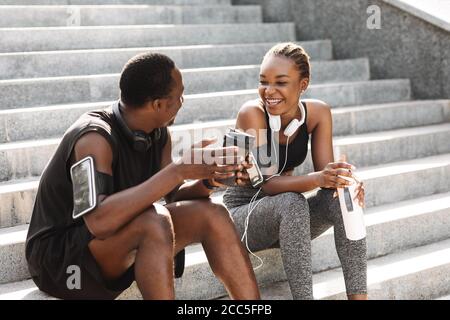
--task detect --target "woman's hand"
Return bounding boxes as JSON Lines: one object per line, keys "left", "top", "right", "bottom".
{"left": 315, "top": 161, "right": 365, "bottom": 208}
{"left": 352, "top": 175, "right": 366, "bottom": 208}
{"left": 315, "top": 161, "right": 356, "bottom": 189}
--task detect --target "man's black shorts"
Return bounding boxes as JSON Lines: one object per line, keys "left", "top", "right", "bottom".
{"left": 27, "top": 223, "right": 184, "bottom": 300}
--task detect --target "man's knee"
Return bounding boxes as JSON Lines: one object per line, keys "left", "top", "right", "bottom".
{"left": 134, "top": 205, "right": 174, "bottom": 246}
{"left": 199, "top": 201, "right": 234, "bottom": 231}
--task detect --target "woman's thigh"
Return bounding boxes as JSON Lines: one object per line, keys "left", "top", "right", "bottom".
{"left": 230, "top": 203, "right": 280, "bottom": 252}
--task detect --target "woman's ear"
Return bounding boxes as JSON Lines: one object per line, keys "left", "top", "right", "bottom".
{"left": 300, "top": 78, "right": 310, "bottom": 93}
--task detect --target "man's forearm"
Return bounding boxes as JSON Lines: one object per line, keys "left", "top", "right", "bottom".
{"left": 85, "top": 163, "right": 183, "bottom": 239}
{"left": 168, "top": 180, "right": 212, "bottom": 202}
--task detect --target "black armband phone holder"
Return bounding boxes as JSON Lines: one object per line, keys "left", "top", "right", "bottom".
{"left": 71, "top": 156, "right": 114, "bottom": 220}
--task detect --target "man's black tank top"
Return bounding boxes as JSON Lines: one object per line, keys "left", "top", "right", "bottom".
{"left": 25, "top": 105, "right": 168, "bottom": 270}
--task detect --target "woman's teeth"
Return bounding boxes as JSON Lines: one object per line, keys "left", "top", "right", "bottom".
{"left": 266, "top": 98, "right": 282, "bottom": 106}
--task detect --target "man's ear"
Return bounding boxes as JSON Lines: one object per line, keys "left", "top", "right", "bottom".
{"left": 150, "top": 98, "right": 165, "bottom": 111}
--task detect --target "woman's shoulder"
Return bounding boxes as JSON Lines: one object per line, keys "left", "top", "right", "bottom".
{"left": 302, "top": 99, "right": 332, "bottom": 132}
{"left": 239, "top": 98, "right": 265, "bottom": 113}
{"left": 302, "top": 98, "right": 330, "bottom": 111}
{"left": 236, "top": 99, "right": 267, "bottom": 130}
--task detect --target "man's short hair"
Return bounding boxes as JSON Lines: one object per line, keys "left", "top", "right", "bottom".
{"left": 119, "top": 52, "right": 176, "bottom": 108}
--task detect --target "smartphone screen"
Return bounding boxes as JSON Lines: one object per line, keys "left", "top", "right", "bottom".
{"left": 247, "top": 152, "right": 264, "bottom": 187}
{"left": 71, "top": 156, "right": 96, "bottom": 219}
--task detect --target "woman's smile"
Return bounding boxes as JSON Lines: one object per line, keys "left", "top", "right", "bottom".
{"left": 265, "top": 97, "right": 284, "bottom": 107}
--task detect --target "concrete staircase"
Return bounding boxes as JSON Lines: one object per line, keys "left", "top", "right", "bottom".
{"left": 0, "top": 0, "right": 449, "bottom": 300}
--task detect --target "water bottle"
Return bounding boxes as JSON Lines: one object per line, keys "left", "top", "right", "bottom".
{"left": 337, "top": 175, "right": 366, "bottom": 240}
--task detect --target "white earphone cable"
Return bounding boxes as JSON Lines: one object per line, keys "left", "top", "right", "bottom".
{"left": 242, "top": 133, "right": 291, "bottom": 271}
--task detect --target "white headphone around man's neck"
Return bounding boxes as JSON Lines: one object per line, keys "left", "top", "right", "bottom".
{"left": 267, "top": 101, "right": 306, "bottom": 137}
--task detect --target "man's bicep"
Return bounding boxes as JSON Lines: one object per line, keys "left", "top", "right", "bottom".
{"left": 72, "top": 131, "right": 114, "bottom": 175}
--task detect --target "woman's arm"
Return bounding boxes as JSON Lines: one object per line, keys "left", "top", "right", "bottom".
{"left": 237, "top": 100, "right": 354, "bottom": 196}
{"left": 308, "top": 100, "right": 335, "bottom": 171}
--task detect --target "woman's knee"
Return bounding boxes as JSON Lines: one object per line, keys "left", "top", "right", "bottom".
{"left": 317, "top": 188, "right": 343, "bottom": 222}
{"left": 271, "top": 192, "right": 309, "bottom": 216}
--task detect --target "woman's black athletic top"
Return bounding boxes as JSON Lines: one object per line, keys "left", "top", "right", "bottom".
{"left": 223, "top": 100, "right": 310, "bottom": 209}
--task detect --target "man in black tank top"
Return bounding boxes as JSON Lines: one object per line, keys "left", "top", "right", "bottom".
{"left": 25, "top": 53, "right": 260, "bottom": 300}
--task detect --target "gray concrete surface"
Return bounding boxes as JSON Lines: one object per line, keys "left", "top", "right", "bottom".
{"left": 0, "top": 78, "right": 410, "bottom": 111}
{"left": 0, "top": 0, "right": 231, "bottom": 5}
{"left": 2, "top": 99, "right": 447, "bottom": 144}
{"left": 2, "top": 123, "right": 450, "bottom": 183}
{"left": 233, "top": 0, "right": 450, "bottom": 100}
{"left": 2, "top": 227, "right": 450, "bottom": 299}
{"left": 0, "top": 40, "right": 332, "bottom": 80}
{"left": 0, "top": 5, "right": 262, "bottom": 27}
{"left": 0, "top": 22, "right": 295, "bottom": 53}
{"left": 0, "top": 58, "right": 369, "bottom": 108}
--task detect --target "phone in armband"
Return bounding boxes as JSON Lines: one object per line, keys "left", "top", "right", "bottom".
{"left": 222, "top": 128, "right": 264, "bottom": 188}
{"left": 70, "top": 156, "right": 97, "bottom": 220}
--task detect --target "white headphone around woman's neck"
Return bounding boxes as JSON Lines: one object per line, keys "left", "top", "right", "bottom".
{"left": 267, "top": 101, "right": 306, "bottom": 137}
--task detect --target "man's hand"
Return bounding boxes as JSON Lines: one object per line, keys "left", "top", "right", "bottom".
{"left": 176, "top": 138, "right": 243, "bottom": 182}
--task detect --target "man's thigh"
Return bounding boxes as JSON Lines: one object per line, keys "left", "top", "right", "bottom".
{"left": 165, "top": 198, "right": 228, "bottom": 254}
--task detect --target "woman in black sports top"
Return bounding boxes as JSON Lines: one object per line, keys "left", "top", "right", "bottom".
{"left": 223, "top": 42, "right": 368, "bottom": 300}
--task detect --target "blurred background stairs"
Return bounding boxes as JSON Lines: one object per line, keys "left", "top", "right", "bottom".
{"left": 0, "top": 0, "right": 449, "bottom": 300}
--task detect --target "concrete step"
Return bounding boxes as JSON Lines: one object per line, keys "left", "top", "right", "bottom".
{"left": 2, "top": 99, "right": 447, "bottom": 144}
{"left": 332, "top": 100, "right": 450, "bottom": 136}
{"left": 2, "top": 122, "right": 450, "bottom": 183}
{"left": 0, "top": 0, "right": 231, "bottom": 5}
{"left": 299, "top": 122, "right": 450, "bottom": 173}
{"left": 0, "top": 178, "right": 39, "bottom": 229}
{"left": 0, "top": 78, "right": 410, "bottom": 112}
{"left": 314, "top": 237, "right": 450, "bottom": 300}
{"left": 1, "top": 217, "right": 450, "bottom": 299}
{"left": 333, "top": 123, "right": 450, "bottom": 166}
{"left": 0, "top": 40, "right": 333, "bottom": 80}
{"left": 235, "top": 237, "right": 450, "bottom": 300}
{"left": 0, "top": 5, "right": 262, "bottom": 28}
{"left": 0, "top": 59, "right": 370, "bottom": 109}
{"left": 0, "top": 224, "right": 28, "bottom": 284}
{"left": 1, "top": 148, "right": 449, "bottom": 229}
{"left": 354, "top": 153, "right": 450, "bottom": 208}
{"left": 311, "top": 192, "right": 450, "bottom": 274}
{"left": 0, "top": 22, "right": 295, "bottom": 53}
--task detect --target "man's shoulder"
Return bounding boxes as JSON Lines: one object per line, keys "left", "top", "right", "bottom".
{"left": 64, "top": 108, "right": 115, "bottom": 141}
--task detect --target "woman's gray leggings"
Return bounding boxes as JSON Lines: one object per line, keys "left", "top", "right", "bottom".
{"left": 228, "top": 188, "right": 367, "bottom": 299}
